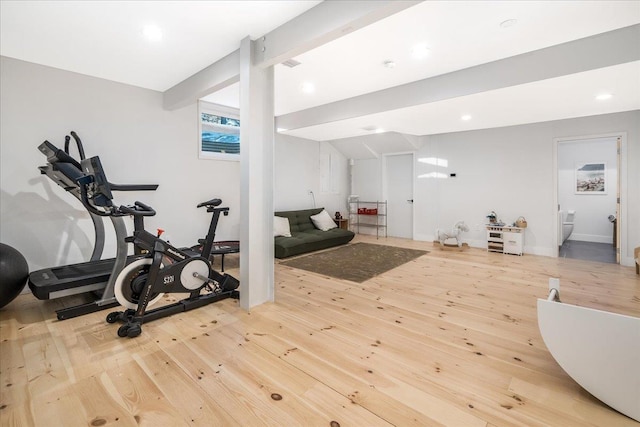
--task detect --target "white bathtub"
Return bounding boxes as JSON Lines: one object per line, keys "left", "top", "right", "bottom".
{"left": 538, "top": 280, "right": 640, "bottom": 422}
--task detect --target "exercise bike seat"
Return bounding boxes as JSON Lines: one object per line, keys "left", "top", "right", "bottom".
{"left": 197, "top": 198, "right": 222, "bottom": 208}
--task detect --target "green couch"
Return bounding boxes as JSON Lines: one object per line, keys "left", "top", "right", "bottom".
{"left": 274, "top": 207, "right": 355, "bottom": 258}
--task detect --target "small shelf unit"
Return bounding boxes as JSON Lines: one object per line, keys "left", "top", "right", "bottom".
{"left": 349, "top": 200, "right": 387, "bottom": 239}
{"left": 486, "top": 225, "right": 524, "bottom": 256}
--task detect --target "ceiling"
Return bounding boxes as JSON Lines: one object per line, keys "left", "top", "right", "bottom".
{"left": 0, "top": 1, "right": 322, "bottom": 91}
{"left": 2, "top": 1, "right": 639, "bottom": 145}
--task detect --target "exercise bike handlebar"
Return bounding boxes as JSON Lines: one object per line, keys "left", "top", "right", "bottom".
{"left": 119, "top": 201, "right": 156, "bottom": 217}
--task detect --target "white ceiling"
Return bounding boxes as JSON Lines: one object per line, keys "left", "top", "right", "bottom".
{"left": 2, "top": 1, "right": 639, "bottom": 144}
{"left": 284, "top": 61, "right": 640, "bottom": 141}
{"left": 274, "top": 0, "right": 640, "bottom": 115}
{"left": 0, "top": 0, "right": 321, "bottom": 91}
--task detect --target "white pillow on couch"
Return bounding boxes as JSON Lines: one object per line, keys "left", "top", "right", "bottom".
{"left": 274, "top": 216, "right": 292, "bottom": 237}
{"left": 310, "top": 209, "right": 338, "bottom": 231}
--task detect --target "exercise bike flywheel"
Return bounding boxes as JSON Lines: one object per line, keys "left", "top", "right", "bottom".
{"left": 114, "top": 258, "right": 165, "bottom": 310}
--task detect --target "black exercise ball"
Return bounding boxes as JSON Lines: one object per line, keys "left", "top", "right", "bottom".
{"left": 0, "top": 243, "right": 29, "bottom": 309}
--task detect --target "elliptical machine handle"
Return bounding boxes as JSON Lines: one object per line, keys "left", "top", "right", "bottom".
{"left": 119, "top": 201, "right": 156, "bottom": 217}
{"left": 77, "top": 174, "right": 112, "bottom": 217}
{"left": 66, "top": 131, "right": 87, "bottom": 161}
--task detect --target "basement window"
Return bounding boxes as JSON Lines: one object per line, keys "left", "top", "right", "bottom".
{"left": 198, "top": 101, "right": 240, "bottom": 161}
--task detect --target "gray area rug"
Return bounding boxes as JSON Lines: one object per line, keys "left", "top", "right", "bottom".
{"left": 280, "top": 242, "right": 427, "bottom": 283}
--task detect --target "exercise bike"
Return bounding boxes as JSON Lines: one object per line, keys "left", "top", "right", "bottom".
{"left": 106, "top": 200, "right": 240, "bottom": 338}
{"left": 76, "top": 158, "right": 239, "bottom": 338}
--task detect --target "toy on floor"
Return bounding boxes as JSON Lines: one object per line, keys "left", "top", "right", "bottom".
{"left": 435, "top": 221, "right": 469, "bottom": 247}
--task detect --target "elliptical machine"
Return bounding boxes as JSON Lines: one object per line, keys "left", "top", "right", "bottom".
{"left": 30, "top": 132, "right": 158, "bottom": 319}
{"left": 77, "top": 156, "right": 240, "bottom": 338}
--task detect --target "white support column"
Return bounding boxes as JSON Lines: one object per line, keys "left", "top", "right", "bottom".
{"left": 239, "top": 36, "right": 275, "bottom": 310}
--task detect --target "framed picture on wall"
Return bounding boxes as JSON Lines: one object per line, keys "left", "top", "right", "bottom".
{"left": 575, "top": 162, "right": 606, "bottom": 194}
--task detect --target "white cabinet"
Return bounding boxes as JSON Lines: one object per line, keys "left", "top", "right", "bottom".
{"left": 486, "top": 226, "right": 524, "bottom": 255}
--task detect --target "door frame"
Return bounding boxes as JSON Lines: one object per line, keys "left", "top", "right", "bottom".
{"left": 552, "top": 132, "right": 628, "bottom": 264}
{"left": 382, "top": 151, "right": 415, "bottom": 239}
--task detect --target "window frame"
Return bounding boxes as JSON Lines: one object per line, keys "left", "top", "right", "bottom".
{"left": 198, "top": 101, "right": 240, "bottom": 161}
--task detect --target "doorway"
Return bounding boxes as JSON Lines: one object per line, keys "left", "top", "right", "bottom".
{"left": 555, "top": 135, "right": 621, "bottom": 264}
{"left": 384, "top": 153, "right": 414, "bottom": 239}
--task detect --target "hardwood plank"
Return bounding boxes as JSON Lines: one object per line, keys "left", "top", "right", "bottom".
{"left": 508, "top": 377, "right": 637, "bottom": 427}
{"left": 102, "top": 359, "right": 188, "bottom": 426}
{"left": 241, "top": 306, "right": 487, "bottom": 426}
{"left": 190, "top": 325, "right": 395, "bottom": 426}
{"left": 241, "top": 318, "right": 447, "bottom": 427}
{"left": 30, "top": 374, "right": 136, "bottom": 426}
{"left": 1, "top": 234, "right": 638, "bottom": 426}
{"left": 162, "top": 339, "right": 304, "bottom": 426}
{"left": 133, "top": 348, "right": 240, "bottom": 426}
{"left": 0, "top": 401, "right": 35, "bottom": 427}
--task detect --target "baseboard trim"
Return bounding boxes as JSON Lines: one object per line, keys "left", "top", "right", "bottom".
{"left": 568, "top": 234, "right": 614, "bottom": 244}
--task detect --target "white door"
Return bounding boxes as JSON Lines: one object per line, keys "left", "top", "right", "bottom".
{"left": 385, "top": 154, "right": 413, "bottom": 238}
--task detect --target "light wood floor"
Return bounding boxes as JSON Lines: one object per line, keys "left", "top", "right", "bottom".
{"left": 1, "top": 235, "right": 639, "bottom": 426}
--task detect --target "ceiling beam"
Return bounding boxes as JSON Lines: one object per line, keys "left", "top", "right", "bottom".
{"left": 162, "top": 0, "right": 419, "bottom": 110}
{"left": 254, "top": 0, "right": 420, "bottom": 68}
{"left": 163, "top": 50, "right": 239, "bottom": 110}
{"left": 362, "top": 142, "right": 379, "bottom": 159}
{"left": 276, "top": 24, "right": 640, "bottom": 132}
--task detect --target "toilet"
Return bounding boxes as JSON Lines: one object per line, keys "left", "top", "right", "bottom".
{"left": 562, "top": 210, "right": 575, "bottom": 243}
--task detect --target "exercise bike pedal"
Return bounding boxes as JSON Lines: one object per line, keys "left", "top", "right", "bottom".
{"left": 221, "top": 275, "right": 240, "bottom": 292}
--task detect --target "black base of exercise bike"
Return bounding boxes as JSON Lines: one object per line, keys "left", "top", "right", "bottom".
{"left": 105, "top": 257, "right": 240, "bottom": 337}
{"left": 106, "top": 288, "right": 239, "bottom": 338}
{"left": 103, "top": 235, "right": 240, "bottom": 337}
{"left": 58, "top": 296, "right": 121, "bottom": 320}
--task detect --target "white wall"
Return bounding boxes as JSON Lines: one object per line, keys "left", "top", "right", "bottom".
{"left": 3, "top": 56, "right": 638, "bottom": 271}
{"left": 352, "top": 158, "right": 383, "bottom": 201}
{"left": 350, "top": 158, "right": 384, "bottom": 236}
{"left": 415, "top": 123, "right": 557, "bottom": 254}
{"left": 274, "top": 134, "right": 348, "bottom": 215}
{"left": 413, "top": 111, "right": 639, "bottom": 263}
{"left": 350, "top": 111, "right": 639, "bottom": 264}
{"left": 0, "top": 56, "right": 241, "bottom": 273}
{"left": 558, "top": 137, "right": 618, "bottom": 243}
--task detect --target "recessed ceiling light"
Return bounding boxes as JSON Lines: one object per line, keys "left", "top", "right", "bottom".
{"left": 500, "top": 19, "right": 518, "bottom": 28}
{"left": 595, "top": 93, "right": 613, "bottom": 100}
{"left": 411, "top": 43, "right": 430, "bottom": 60}
{"left": 461, "top": 114, "right": 472, "bottom": 121}
{"left": 143, "top": 24, "right": 163, "bottom": 42}
{"left": 299, "top": 82, "right": 315, "bottom": 94}
{"left": 383, "top": 60, "right": 396, "bottom": 69}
